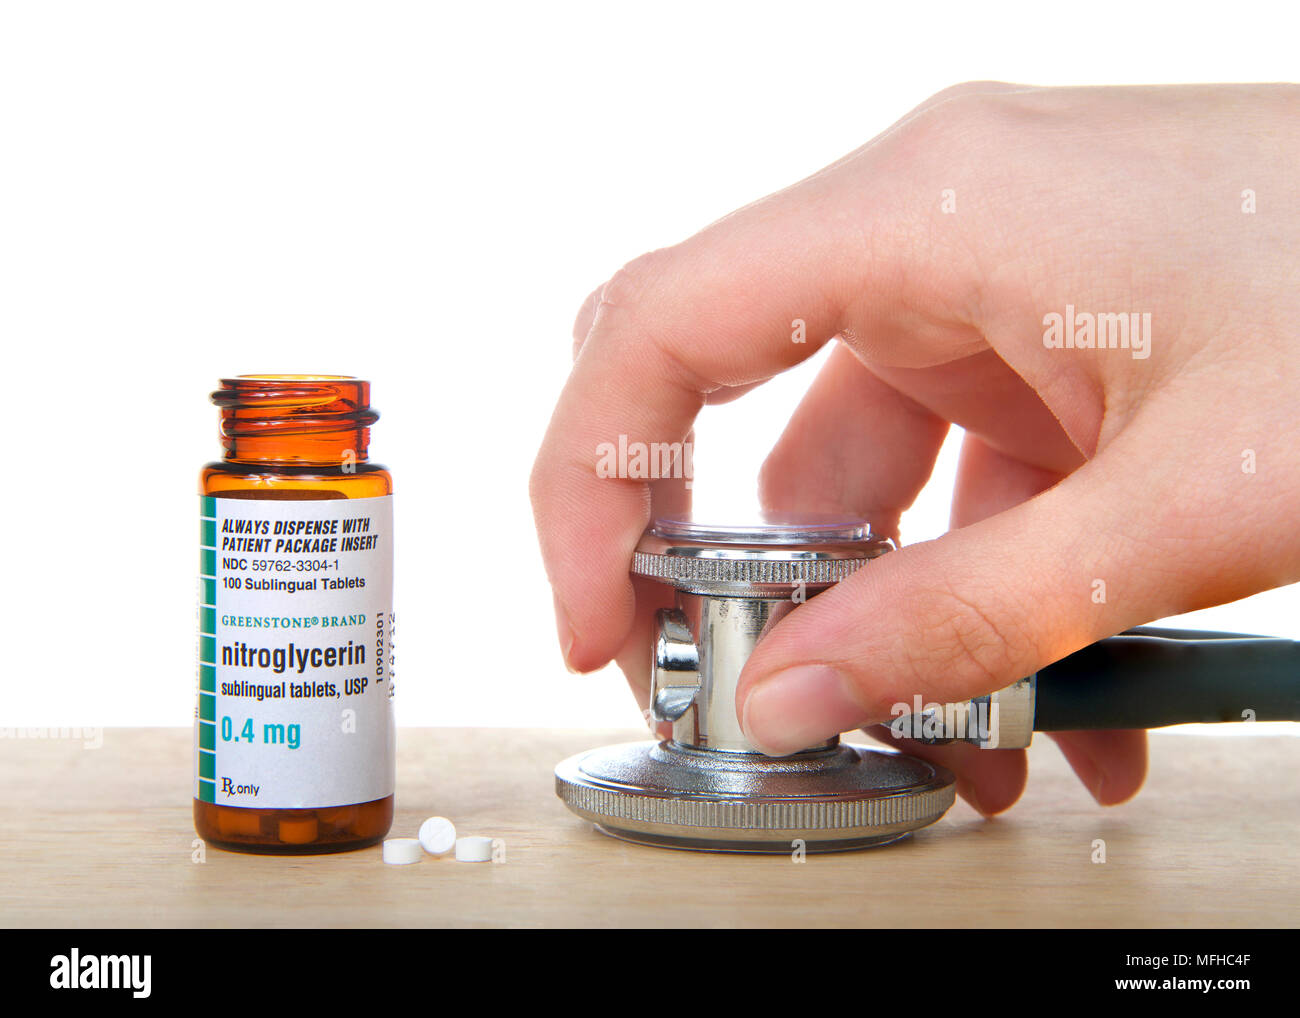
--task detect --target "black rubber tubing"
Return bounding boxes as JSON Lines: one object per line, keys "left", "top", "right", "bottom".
{"left": 1032, "top": 630, "right": 1300, "bottom": 731}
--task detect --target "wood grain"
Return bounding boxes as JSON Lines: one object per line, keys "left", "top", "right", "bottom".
{"left": 1, "top": 728, "right": 1296, "bottom": 927}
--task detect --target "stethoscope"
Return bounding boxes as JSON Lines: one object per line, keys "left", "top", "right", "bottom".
{"left": 554, "top": 514, "right": 1298, "bottom": 853}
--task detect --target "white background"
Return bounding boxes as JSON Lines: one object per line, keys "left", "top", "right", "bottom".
{"left": 1, "top": 1, "right": 1296, "bottom": 729}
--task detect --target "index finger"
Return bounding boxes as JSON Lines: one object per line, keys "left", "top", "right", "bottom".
{"left": 531, "top": 224, "right": 840, "bottom": 671}
{"left": 529, "top": 106, "right": 989, "bottom": 671}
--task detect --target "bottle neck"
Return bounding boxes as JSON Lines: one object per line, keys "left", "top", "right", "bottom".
{"left": 212, "top": 376, "right": 377, "bottom": 467}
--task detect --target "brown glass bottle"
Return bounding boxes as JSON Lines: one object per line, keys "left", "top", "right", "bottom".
{"left": 194, "top": 375, "right": 395, "bottom": 853}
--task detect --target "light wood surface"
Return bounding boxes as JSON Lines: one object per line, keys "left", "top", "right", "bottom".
{"left": 1, "top": 728, "right": 1297, "bottom": 927}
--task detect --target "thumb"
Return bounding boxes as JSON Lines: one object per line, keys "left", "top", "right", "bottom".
{"left": 735, "top": 403, "right": 1277, "bottom": 756}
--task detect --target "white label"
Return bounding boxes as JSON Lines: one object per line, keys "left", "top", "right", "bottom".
{"left": 196, "top": 494, "right": 395, "bottom": 809}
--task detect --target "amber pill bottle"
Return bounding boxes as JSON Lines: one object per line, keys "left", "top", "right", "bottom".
{"left": 194, "top": 375, "right": 395, "bottom": 853}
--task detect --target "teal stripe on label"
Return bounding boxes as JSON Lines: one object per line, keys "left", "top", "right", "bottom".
{"left": 198, "top": 496, "right": 220, "bottom": 809}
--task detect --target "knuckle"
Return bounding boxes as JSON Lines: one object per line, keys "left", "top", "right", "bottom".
{"left": 582, "top": 247, "right": 712, "bottom": 394}
{"left": 594, "top": 249, "right": 671, "bottom": 326}
{"left": 571, "top": 285, "right": 604, "bottom": 351}
{"left": 910, "top": 88, "right": 1006, "bottom": 147}
{"left": 568, "top": 250, "right": 673, "bottom": 363}
{"left": 895, "top": 82, "right": 1027, "bottom": 164}
{"left": 922, "top": 80, "right": 1014, "bottom": 107}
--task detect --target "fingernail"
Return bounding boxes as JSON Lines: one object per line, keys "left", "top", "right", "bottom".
{"left": 962, "top": 782, "right": 988, "bottom": 817}
{"left": 741, "top": 665, "right": 863, "bottom": 756}
{"left": 552, "top": 592, "right": 577, "bottom": 673}
{"left": 1070, "top": 752, "right": 1110, "bottom": 804}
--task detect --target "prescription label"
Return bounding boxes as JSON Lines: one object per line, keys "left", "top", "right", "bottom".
{"left": 195, "top": 494, "right": 395, "bottom": 809}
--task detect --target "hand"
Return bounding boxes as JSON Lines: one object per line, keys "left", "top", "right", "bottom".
{"left": 529, "top": 82, "right": 1300, "bottom": 814}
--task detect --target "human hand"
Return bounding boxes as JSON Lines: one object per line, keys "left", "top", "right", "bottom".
{"left": 530, "top": 82, "right": 1300, "bottom": 814}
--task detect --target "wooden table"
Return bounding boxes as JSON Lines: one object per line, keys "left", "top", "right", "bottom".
{"left": 2, "top": 728, "right": 1296, "bottom": 927}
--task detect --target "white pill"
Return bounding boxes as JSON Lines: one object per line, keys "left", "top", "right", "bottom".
{"left": 382, "top": 838, "right": 423, "bottom": 865}
{"left": 418, "top": 816, "right": 457, "bottom": 856}
{"left": 455, "top": 836, "right": 495, "bottom": 862}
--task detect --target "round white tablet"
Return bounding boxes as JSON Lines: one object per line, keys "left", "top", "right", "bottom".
{"left": 454, "top": 836, "right": 494, "bottom": 862}
{"left": 418, "top": 816, "right": 457, "bottom": 856}
{"left": 382, "top": 838, "right": 423, "bottom": 865}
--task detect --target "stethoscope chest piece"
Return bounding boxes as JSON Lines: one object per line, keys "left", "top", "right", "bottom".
{"left": 555, "top": 514, "right": 957, "bottom": 853}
